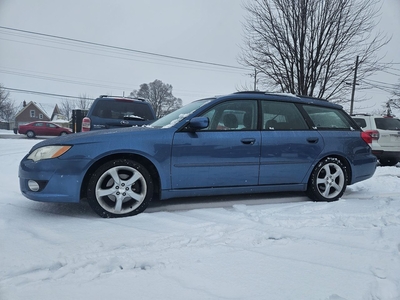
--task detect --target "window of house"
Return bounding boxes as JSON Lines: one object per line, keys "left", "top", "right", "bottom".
{"left": 39, "top": 114, "right": 43, "bottom": 119}
{"left": 30, "top": 110, "right": 35, "bottom": 118}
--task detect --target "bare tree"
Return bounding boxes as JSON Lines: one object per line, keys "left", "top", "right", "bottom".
{"left": 0, "top": 85, "right": 17, "bottom": 122}
{"left": 59, "top": 98, "right": 74, "bottom": 120}
{"left": 391, "top": 81, "right": 400, "bottom": 109}
{"left": 240, "top": 0, "right": 390, "bottom": 104}
{"left": 0, "top": 84, "right": 10, "bottom": 113}
{"left": 59, "top": 94, "right": 93, "bottom": 120}
{"left": 130, "top": 79, "right": 182, "bottom": 118}
{"left": 76, "top": 94, "right": 92, "bottom": 110}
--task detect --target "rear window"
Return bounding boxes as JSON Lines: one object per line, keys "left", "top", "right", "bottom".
{"left": 303, "top": 105, "right": 353, "bottom": 129}
{"left": 352, "top": 118, "right": 367, "bottom": 128}
{"left": 375, "top": 118, "right": 400, "bottom": 130}
{"left": 92, "top": 99, "right": 155, "bottom": 121}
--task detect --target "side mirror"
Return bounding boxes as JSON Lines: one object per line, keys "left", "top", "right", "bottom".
{"left": 188, "top": 117, "right": 209, "bottom": 130}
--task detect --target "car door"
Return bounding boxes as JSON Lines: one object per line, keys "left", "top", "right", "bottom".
{"left": 259, "top": 101, "right": 324, "bottom": 185}
{"left": 34, "top": 122, "right": 46, "bottom": 135}
{"left": 171, "top": 99, "right": 261, "bottom": 189}
{"left": 46, "top": 123, "right": 58, "bottom": 135}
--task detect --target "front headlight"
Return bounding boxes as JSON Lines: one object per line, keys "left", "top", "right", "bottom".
{"left": 27, "top": 145, "right": 72, "bottom": 162}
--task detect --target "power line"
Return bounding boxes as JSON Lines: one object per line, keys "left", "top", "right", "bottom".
{"left": 0, "top": 25, "right": 249, "bottom": 71}
{"left": 0, "top": 68, "right": 132, "bottom": 91}
{"left": 3, "top": 87, "right": 95, "bottom": 101}
{"left": 361, "top": 80, "right": 397, "bottom": 94}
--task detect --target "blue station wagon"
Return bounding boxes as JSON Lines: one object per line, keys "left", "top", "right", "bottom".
{"left": 19, "top": 92, "right": 377, "bottom": 218}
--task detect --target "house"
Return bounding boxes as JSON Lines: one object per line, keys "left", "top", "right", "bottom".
{"left": 14, "top": 101, "right": 51, "bottom": 128}
{"left": 50, "top": 104, "right": 70, "bottom": 128}
{"left": 13, "top": 101, "right": 71, "bottom": 132}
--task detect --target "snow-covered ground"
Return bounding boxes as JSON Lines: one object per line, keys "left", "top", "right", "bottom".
{"left": 0, "top": 131, "right": 399, "bottom": 300}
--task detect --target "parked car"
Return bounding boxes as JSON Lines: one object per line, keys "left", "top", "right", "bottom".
{"left": 19, "top": 92, "right": 377, "bottom": 218}
{"left": 351, "top": 114, "right": 400, "bottom": 166}
{"left": 18, "top": 121, "right": 72, "bottom": 138}
{"left": 81, "top": 95, "right": 156, "bottom": 131}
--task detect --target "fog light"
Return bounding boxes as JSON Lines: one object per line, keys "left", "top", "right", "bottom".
{"left": 28, "top": 180, "right": 40, "bottom": 192}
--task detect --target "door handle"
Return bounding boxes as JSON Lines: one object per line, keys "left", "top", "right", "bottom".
{"left": 307, "top": 137, "right": 319, "bottom": 144}
{"left": 241, "top": 138, "right": 256, "bottom": 145}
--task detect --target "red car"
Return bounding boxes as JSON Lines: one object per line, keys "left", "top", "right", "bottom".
{"left": 18, "top": 121, "right": 72, "bottom": 138}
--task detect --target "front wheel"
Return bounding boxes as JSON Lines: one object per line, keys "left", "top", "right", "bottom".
{"left": 26, "top": 130, "right": 35, "bottom": 138}
{"left": 87, "top": 159, "right": 154, "bottom": 218}
{"left": 306, "top": 157, "right": 348, "bottom": 202}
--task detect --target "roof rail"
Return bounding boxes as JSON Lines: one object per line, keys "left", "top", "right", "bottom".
{"left": 233, "top": 91, "right": 267, "bottom": 95}
{"left": 351, "top": 113, "right": 371, "bottom": 116}
{"left": 295, "top": 94, "right": 327, "bottom": 101}
{"left": 98, "top": 95, "right": 147, "bottom": 102}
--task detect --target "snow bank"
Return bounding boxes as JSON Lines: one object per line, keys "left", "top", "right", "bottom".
{"left": 0, "top": 138, "right": 399, "bottom": 300}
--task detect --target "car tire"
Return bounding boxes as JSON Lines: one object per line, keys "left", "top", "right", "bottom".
{"left": 60, "top": 132, "right": 68, "bottom": 136}
{"left": 87, "top": 159, "right": 154, "bottom": 218}
{"left": 306, "top": 157, "right": 347, "bottom": 202}
{"left": 379, "top": 158, "right": 398, "bottom": 167}
{"left": 26, "top": 131, "right": 35, "bottom": 138}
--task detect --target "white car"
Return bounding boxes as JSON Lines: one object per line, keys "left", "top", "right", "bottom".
{"left": 352, "top": 114, "right": 400, "bottom": 166}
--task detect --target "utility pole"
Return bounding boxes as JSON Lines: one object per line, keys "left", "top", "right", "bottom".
{"left": 349, "top": 56, "right": 359, "bottom": 115}
{"left": 253, "top": 68, "right": 258, "bottom": 91}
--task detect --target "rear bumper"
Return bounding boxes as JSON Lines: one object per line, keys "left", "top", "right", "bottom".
{"left": 372, "top": 150, "right": 400, "bottom": 159}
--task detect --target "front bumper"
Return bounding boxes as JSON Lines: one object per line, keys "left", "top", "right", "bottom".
{"left": 19, "top": 157, "right": 91, "bottom": 203}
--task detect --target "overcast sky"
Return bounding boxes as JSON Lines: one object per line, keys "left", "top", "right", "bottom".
{"left": 0, "top": 0, "right": 399, "bottom": 114}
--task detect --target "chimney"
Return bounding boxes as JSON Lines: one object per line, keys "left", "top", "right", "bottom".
{"left": 23, "top": 100, "right": 27, "bottom": 107}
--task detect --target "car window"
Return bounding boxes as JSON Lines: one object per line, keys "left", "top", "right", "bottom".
{"left": 262, "top": 101, "right": 308, "bottom": 130}
{"left": 200, "top": 100, "right": 257, "bottom": 131}
{"left": 352, "top": 118, "right": 367, "bottom": 128}
{"left": 47, "top": 123, "right": 57, "bottom": 128}
{"left": 92, "top": 99, "right": 154, "bottom": 121}
{"left": 151, "top": 99, "right": 211, "bottom": 128}
{"left": 34, "top": 122, "right": 44, "bottom": 127}
{"left": 375, "top": 118, "right": 400, "bottom": 130}
{"left": 303, "top": 105, "right": 352, "bottom": 129}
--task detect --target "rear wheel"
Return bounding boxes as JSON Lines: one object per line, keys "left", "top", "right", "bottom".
{"left": 306, "top": 157, "right": 347, "bottom": 202}
{"left": 87, "top": 159, "right": 154, "bottom": 218}
{"left": 26, "top": 130, "right": 35, "bottom": 138}
{"left": 60, "top": 131, "right": 68, "bottom": 136}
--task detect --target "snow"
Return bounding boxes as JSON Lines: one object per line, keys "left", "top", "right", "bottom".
{"left": 0, "top": 132, "right": 399, "bottom": 300}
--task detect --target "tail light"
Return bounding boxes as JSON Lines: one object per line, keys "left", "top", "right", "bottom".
{"left": 81, "top": 117, "right": 91, "bottom": 132}
{"left": 361, "top": 130, "right": 379, "bottom": 144}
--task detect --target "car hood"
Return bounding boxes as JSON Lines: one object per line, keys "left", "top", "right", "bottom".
{"left": 28, "top": 126, "right": 163, "bottom": 151}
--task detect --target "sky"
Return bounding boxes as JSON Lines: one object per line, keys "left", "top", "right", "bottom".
{"left": 1, "top": 134, "right": 400, "bottom": 299}
{"left": 0, "top": 0, "right": 399, "bottom": 115}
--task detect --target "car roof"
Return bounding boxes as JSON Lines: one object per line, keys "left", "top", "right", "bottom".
{"left": 352, "top": 114, "right": 398, "bottom": 118}
{"left": 213, "top": 91, "right": 342, "bottom": 109}
{"left": 97, "top": 95, "right": 148, "bottom": 102}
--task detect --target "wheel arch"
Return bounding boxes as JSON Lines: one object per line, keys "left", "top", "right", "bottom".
{"left": 80, "top": 153, "right": 161, "bottom": 201}
{"left": 312, "top": 154, "right": 352, "bottom": 185}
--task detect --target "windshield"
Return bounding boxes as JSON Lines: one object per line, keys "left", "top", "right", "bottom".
{"left": 150, "top": 98, "right": 212, "bottom": 128}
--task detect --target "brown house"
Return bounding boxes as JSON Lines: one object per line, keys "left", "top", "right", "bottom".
{"left": 14, "top": 101, "right": 51, "bottom": 128}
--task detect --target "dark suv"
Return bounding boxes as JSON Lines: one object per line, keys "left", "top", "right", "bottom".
{"left": 82, "top": 95, "right": 156, "bottom": 131}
